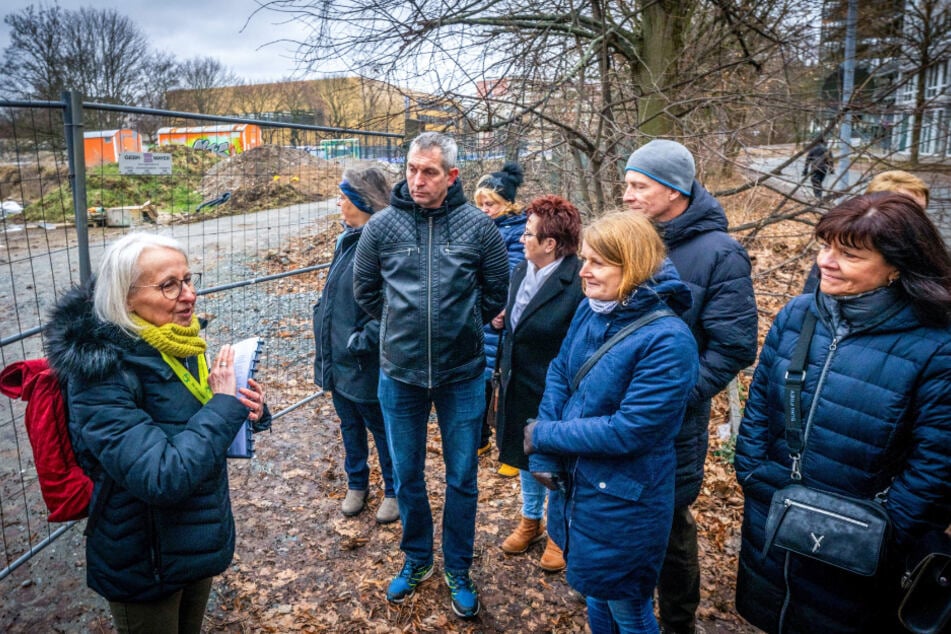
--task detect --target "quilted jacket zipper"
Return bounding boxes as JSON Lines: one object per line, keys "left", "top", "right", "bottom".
{"left": 427, "top": 216, "right": 434, "bottom": 388}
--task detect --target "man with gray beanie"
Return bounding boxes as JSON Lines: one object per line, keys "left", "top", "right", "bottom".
{"left": 623, "top": 139, "right": 757, "bottom": 634}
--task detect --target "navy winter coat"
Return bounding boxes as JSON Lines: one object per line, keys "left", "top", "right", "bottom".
{"left": 484, "top": 211, "right": 527, "bottom": 379}
{"left": 353, "top": 179, "right": 510, "bottom": 388}
{"left": 313, "top": 225, "right": 380, "bottom": 402}
{"left": 659, "top": 180, "right": 757, "bottom": 508}
{"left": 44, "top": 282, "right": 270, "bottom": 603}
{"left": 735, "top": 291, "right": 951, "bottom": 633}
{"left": 528, "top": 261, "right": 699, "bottom": 600}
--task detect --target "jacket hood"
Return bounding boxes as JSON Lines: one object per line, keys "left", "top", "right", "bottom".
{"left": 495, "top": 211, "right": 527, "bottom": 229}
{"left": 43, "top": 279, "right": 134, "bottom": 384}
{"left": 658, "top": 181, "right": 728, "bottom": 248}
{"left": 619, "top": 258, "right": 692, "bottom": 318}
{"left": 390, "top": 178, "right": 469, "bottom": 217}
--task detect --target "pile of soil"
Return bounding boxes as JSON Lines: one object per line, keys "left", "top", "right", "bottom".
{"left": 199, "top": 146, "right": 345, "bottom": 214}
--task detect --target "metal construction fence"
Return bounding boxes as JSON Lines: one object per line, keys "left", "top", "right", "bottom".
{"left": 0, "top": 92, "right": 405, "bottom": 582}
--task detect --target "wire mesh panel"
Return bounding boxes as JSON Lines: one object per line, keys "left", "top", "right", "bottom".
{"left": 0, "top": 96, "right": 401, "bottom": 581}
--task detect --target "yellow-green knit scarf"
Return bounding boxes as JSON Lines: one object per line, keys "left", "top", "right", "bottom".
{"left": 132, "top": 315, "right": 213, "bottom": 404}
{"left": 132, "top": 315, "right": 206, "bottom": 357}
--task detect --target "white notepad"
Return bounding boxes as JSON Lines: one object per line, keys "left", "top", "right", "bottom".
{"left": 227, "top": 336, "right": 263, "bottom": 459}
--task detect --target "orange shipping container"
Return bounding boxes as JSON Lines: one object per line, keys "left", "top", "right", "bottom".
{"left": 155, "top": 124, "right": 263, "bottom": 156}
{"left": 83, "top": 129, "right": 142, "bottom": 167}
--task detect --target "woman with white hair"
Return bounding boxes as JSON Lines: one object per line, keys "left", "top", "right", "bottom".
{"left": 44, "top": 232, "right": 270, "bottom": 633}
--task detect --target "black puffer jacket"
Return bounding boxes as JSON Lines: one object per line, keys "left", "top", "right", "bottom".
{"left": 353, "top": 179, "right": 510, "bottom": 388}
{"left": 313, "top": 225, "right": 380, "bottom": 402}
{"left": 44, "top": 281, "right": 269, "bottom": 603}
{"left": 659, "top": 181, "right": 758, "bottom": 508}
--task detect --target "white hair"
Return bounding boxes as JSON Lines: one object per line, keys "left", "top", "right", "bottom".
{"left": 94, "top": 232, "right": 187, "bottom": 335}
{"left": 410, "top": 131, "right": 458, "bottom": 171}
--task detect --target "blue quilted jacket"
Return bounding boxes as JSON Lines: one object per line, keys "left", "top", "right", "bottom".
{"left": 735, "top": 291, "right": 951, "bottom": 633}
{"left": 528, "top": 260, "right": 699, "bottom": 600}
{"left": 484, "top": 211, "right": 527, "bottom": 379}
{"left": 44, "top": 282, "right": 270, "bottom": 603}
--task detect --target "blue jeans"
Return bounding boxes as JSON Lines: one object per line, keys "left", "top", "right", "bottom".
{"left": 378, "top": 373, "right": 484, "bottom": 574}
{"left": 331, "top": 392, "right": 395, "bottom": 497}
{"left": 519, "top": 469, "right": 547, "bottom": 520}
{"left": 587, "top": 595, "right": 659, "bottom": 634}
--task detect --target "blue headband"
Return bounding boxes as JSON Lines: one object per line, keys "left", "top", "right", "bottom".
{"left": 339, "top": 180, "right": 374, "bottom": 214}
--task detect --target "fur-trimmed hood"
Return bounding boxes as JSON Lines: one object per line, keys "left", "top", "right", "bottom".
{"left": 43, "top": 279, "right": 136, "bottom": 385}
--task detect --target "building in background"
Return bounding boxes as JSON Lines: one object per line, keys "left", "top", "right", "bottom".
{"left": 888, "top": 0, "right": 951, "bottom": 158}
{"left": 83, "top": 129, "right": 142, "bottom": 167}
{"left": 155, "top": 124, "right": 262, "bottom": 156}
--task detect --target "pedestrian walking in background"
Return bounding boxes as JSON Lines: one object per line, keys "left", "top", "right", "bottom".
{"left": 803, "top": 137, "right": 833, "bottom": 199}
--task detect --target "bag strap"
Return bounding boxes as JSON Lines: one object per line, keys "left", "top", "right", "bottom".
{"left": 784, "top": 310, "right": 817, "bottom": 481}
{"left": 570, "top": 308, "right": 673, "bottom": 393}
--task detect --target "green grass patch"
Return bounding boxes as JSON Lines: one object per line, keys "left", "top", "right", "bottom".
{"left": 23, "top": 145, "right": 224, "bottom": 223}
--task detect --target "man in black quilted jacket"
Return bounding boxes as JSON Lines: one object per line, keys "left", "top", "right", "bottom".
{"left": 353, "top": 131, "right": 509, "bottom": 619}
{"left": 623, "top": 139, "right": 758, "bottom": 634}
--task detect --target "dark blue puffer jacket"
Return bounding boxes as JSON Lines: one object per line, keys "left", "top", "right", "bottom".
{"left": 658, "top": 180, "right": 757, "bottom": 508}
{"left": 735, "top": 291, "right": 951, "bottom": 633}
{"left": 44, "top": 282, "right": 269, "bottom": 603}
{"left": 529, "top": 260, "right": 699, "bottom": 600}
{"left": 484, "top": 211, "right": 527, "bottom": 379}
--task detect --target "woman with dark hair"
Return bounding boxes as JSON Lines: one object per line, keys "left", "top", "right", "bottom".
{"left": 735, "top": 192, "right": 951, "bottom": 633}
{"left": 494, "top": 195, "right": 585, "bottom": 572}
{"left": 525, "top": 212, "right": 699, "bottom": 633}
{"left": 313, "top": 166, "right": 398, "bottom": 523}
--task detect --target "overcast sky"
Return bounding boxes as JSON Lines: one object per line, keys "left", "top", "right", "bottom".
{"left": 0, "top": 0, "right": 340, "bottom": 84}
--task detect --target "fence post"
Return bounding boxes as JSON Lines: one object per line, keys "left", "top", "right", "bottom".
{"left": 63, "top": 90, "right": 91, "bottom": 283}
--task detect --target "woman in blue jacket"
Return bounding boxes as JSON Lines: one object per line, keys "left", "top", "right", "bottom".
{"left": 525, "top": 212, "right": 699, "bottom": 634}
{"left": 735, "top": 192, "right": 951, "bottom": 633}
{"left": 45, "top": 233, "right": 270, "bottom": 633}
{"left": 473, "top": 162, "right": 527, "bottom": 472}
{"left": 313, "top": 166, "right": 398, "bottom": 523}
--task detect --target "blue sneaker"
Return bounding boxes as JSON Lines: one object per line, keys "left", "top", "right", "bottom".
{"left": 444, "top": 570, "right": 481, "bottom": 618}
{"left": 386, "top": 560, "right": 433, "bottom": 603}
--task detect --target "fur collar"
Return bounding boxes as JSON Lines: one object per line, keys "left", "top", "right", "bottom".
{"left": 43, "top": 279, "right": 136, "bottom": 384}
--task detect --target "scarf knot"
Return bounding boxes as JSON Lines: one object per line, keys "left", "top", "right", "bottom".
{"left": 132, "top": 315, "right": 207, "bottom": 357}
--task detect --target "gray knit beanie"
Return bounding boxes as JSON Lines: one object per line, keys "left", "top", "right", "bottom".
{"left": 624, "top": 140, "right": 695, "bottom": 197}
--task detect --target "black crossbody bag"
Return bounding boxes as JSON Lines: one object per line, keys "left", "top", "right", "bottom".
{"left": 761, "top": 311, "right": 891, "bottom": 577}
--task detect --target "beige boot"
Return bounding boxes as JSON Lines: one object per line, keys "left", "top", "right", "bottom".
{"left": 538, "top": 537, "right": 566, "bottom": 572}
{"left": 501, "top": 516, "right": 546, "bottom": 554}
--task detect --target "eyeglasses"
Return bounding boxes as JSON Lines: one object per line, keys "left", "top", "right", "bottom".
{"left": 133, "top": 273, "right": 202, "bottom": 300}
{"left": 522, "top": 232, "right": 543, "bottom": 240}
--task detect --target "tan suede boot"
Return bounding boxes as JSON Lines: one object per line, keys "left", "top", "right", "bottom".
{"left": 538, "top": 537, "right": 566, "bottom": 572}
{"left": 501, "top": 516, "right": 546, "bottom": 554}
